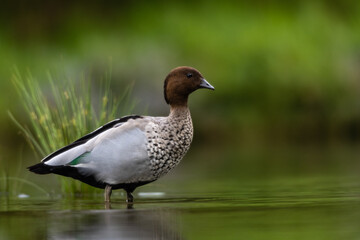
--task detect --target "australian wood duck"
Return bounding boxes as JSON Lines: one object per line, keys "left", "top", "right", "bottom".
{"left": 28, "top": 66, "right": 214, "bottom": 203}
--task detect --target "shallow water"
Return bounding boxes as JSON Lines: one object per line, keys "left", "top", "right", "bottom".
{"left": 2, "top": 175, "right": 360, "bottom": 240}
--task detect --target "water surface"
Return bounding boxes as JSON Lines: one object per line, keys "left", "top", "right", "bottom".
{"left": 2, "top": 175, "right": 360, "bottom": 240}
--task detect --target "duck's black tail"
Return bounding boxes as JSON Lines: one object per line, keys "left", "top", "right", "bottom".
{"left": 27, "top": 162, "right": 52, "bottom": 174}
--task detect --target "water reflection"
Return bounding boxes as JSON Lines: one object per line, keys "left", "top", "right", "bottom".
{"left": 47, "top": 208, "right": 182, "bottom": 240}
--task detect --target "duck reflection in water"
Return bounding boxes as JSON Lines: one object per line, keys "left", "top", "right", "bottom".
{"left": 47, "top": 208, "right": 182, "bottom": 240}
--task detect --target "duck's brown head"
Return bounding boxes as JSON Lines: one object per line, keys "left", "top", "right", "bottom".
{"left": 164, "top": 66, "right": 214, "bottom": 107}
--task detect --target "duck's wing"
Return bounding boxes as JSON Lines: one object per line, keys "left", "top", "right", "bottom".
{"left": 28, "top": 115, "right": 144, "bottom": 174}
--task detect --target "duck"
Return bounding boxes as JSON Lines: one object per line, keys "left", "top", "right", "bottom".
{"left": 28, "top": 66, "right": 214, "bottom": 203}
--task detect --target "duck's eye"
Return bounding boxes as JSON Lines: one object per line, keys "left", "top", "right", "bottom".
{"left": 186, "top": 73, "right": 193, "bottom": 78}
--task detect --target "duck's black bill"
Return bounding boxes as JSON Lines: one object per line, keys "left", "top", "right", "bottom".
{"left": 199, "top": 78, "right": 215, "bottom": 90}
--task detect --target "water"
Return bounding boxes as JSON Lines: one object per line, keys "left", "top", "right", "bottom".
{"left": 2, "top": 145, "right": 360, "bottom": 239}
{"left": 2, "top": 176, "right": 360, "bottom": 240}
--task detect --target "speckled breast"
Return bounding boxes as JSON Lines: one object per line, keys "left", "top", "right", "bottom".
{"left": 145, "top": 114, "right": 193, "bottom": 179}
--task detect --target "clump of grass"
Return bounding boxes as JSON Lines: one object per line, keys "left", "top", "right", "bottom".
{"left": 10, "top": 68, "right": 136, "bottom": 196}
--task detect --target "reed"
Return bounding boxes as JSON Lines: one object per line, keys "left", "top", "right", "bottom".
{"left": 10, "top": 68, "right": 136, "bottom": 196}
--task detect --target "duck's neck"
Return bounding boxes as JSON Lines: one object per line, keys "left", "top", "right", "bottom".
{"left": 169, "top": 105, "right": 191, "bottom": 119}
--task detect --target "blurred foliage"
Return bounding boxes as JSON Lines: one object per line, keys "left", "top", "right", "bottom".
{"left": 0, "top": 0, "right": 360, "bottom": 168}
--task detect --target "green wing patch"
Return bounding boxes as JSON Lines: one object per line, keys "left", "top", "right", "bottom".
{"left": 68, "top": 152, "right": 90, "bottom": 166}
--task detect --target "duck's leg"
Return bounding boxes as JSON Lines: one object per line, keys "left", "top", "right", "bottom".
{"left": 126, "top": 190, "right": 134, "bottom": 203}
{"left": 104, "top": 185, "right": 112, "bottom": 202}
{"left": 125, "top": 190, "right": 134, "bottom": 209}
